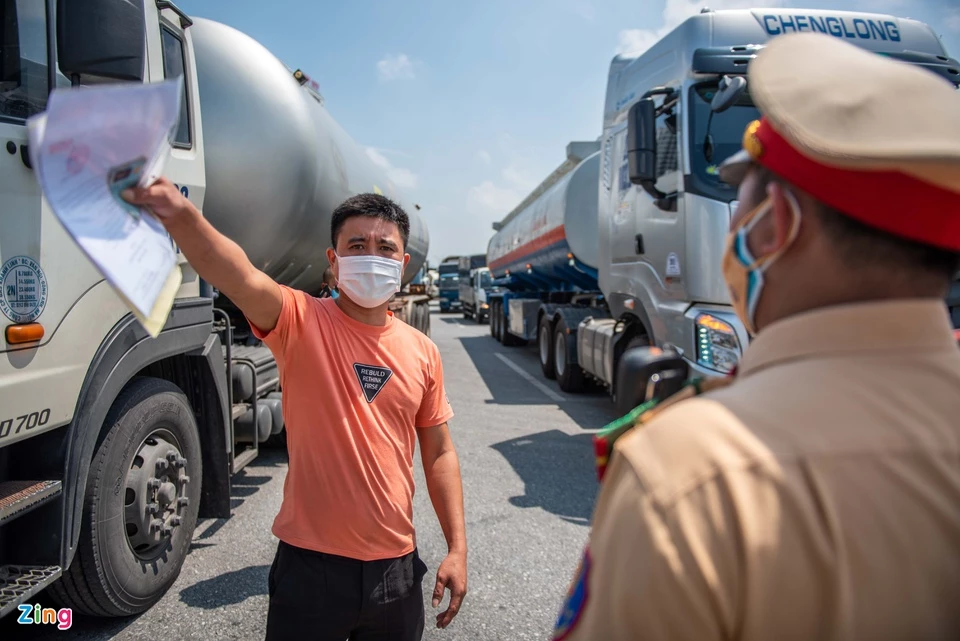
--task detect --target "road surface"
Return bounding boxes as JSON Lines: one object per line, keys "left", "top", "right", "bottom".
{"left": 3, "top": 309, "right": 619, "bottom": 640}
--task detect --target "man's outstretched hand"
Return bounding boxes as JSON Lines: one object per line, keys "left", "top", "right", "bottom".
{"left": 432, "top": 551, "right": 467, "bottom": 629}
{"left": 121, "top": 177, "right": 195, "bottom": 227}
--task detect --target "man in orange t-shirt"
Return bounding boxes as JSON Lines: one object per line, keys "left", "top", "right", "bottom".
{"left": 124, "top": 184, "right": 467, "bottom": 641}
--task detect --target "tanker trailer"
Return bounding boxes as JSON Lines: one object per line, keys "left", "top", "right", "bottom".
{"left": 487, "top": 140, "right": 609, "bottom": 391}
{"left": 0, "top": 0, "right": 430, "bottom": 621}
{"left": 192, "top": 17, "right": 431, "bottom": 338}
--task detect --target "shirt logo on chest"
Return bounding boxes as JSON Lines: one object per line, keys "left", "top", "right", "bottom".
{"left": 353, "top": 363, "right": 394, "bottom": 403}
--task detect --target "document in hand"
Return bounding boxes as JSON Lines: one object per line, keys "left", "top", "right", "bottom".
{"left": 26, "top": 78, "right": 185, "bottom": 338}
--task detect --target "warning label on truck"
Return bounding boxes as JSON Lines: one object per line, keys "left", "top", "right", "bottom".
{"left": 353, "top": 363, "right": 394, "bottom": 403}
{"left": 0, "top": 256, "right": 48, "bottom": 323}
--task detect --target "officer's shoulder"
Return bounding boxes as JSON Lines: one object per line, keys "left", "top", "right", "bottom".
{"left": 615, "top": 392, "right": 779, "bottom": 505}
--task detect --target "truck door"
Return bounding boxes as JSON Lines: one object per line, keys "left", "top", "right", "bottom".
{"left": 634, "top": 105, "right": 686, "bottom": 299}
{"left": 607, "top": 103, "right": 686, "bottom": 299}
{"left": 145, "top": 3, "right": 205, "bottom": 298}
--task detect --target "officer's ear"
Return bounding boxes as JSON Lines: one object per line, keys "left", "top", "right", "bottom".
{"left": 760, "top": 181, "right": 803, "bottom": 256}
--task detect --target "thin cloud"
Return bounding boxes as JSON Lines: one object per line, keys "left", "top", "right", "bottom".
{"left": 568, "top": 0, "right": 596, "bottom": 21}
{"left": 466, "top": 181, "right": 525, "bottom": 217}
{"left": 366, "top": 147, "right": 419, "bottom": 190}
{"left": 476, "top": 150, "right": 492, "bottom": 165}
{"left": 946, "top": 8, "right": 960, "bottom": 33}
{"left": 617, "top": 0, "right": 786, "bottom": 55}
{"left": 377, "top": 53, "right": 415, "bottom": 81}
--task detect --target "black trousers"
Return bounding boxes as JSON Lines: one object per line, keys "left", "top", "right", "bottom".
{"left": 265, "top": 540, "right": 428, "bottom": 641}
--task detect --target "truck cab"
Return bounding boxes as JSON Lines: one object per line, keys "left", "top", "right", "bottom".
{"left": 460, "top": 267, "right": 493, "bottom": 323}
{"left": 600, "top": 8, "right": 960, "bottom": 388}
{"left": 437, "top": 260, "right": 461, "bottom": 313}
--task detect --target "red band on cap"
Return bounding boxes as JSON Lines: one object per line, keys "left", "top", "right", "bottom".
{"left": 752, "top": 117, "right": 960, "bottom": 252}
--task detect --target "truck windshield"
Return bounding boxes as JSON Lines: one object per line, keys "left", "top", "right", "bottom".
{"left": 439, "top": 274, "right": 459, "bottom": 286}
{"left": 479, "top": 272, "right": 492, "bottom": 288}
{"left": 1, "top": 0, "right": 52, "bottom": 123}
{"left": 687, "top": 82, "right": 761, "bottom": 203}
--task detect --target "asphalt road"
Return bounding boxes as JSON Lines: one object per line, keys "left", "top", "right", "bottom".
{"left": 3, "top": 308, "right": 619, "bottom": 640}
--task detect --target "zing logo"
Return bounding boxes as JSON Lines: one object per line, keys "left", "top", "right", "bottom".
{"left": 17, "top": 603, "right": 72, "bottom": 630}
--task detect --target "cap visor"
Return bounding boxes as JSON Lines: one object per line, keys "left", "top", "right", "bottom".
{"left": 718, "top": 149, "right": 752, "bottom": 186}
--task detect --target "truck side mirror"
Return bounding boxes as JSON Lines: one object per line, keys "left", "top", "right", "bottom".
{"left": 57, "top": 0, "right": 146, "bottom": 82}
{"left": 627, "top": 98, "right": 657, "bottom": 187}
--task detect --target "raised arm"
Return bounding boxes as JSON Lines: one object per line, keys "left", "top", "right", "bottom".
{"left": 123, "top": 177, "right": 283, "bottom": 332}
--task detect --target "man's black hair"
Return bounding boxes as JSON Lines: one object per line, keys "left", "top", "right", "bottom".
{"left": 748, "top": 166, "right": 960, "bottom": 281}
{"left": 331, "top": 193, "right": 410, "bottom": 250}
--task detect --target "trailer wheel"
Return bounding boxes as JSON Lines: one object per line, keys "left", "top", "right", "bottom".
{"left": 539, "top": 315, "right": 557, "bottom": 379}
{"left": 49, "top": 377, "right": 202, "bottom": 617}
{"left": 554, "top": 319, "right": 584, "bottom": 393}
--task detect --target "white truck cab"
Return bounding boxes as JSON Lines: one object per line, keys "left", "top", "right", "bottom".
{"left": 591, "top": 8, "right": 959, "bottom": 411}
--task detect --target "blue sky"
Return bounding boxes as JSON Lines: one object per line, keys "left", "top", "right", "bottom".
{"left": 178, "top": 0, "right": 960, "bottom": 266}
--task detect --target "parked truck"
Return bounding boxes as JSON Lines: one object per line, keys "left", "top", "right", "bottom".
{"left": 458, "top": 254, "right": 491, "bottom": 322}
{"left": 490, "top": 7, "right": 959, "bottom": 416}
{"left": 437, "top": 259, "right": 461, "bottom": 312}
{"left": 0, "top": 0, "right": 432, "bottom": 621}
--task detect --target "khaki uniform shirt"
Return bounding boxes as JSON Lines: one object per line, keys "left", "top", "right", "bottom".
{"left": 557, "top": 299, "right": 960, "bottom": 641}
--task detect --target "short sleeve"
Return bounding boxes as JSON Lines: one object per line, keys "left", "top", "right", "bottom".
{"left": 552, "top": 440, "right": 730, "bottom": 641}
{"left": 247, "top": 285, "right": 310, "bottom": 360}
{"left": 415, "top": 343, "right": 455, "bottom": 428}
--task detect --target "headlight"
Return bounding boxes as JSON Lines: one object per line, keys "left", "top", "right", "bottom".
{"left": 439, "top": 297, "right": 448, "bottom": 303}
{"left": 695, "top": 314, "right": 741, "bottom": 373}
{"left": 481, "top": 303, "right": 489, "bottom": 309}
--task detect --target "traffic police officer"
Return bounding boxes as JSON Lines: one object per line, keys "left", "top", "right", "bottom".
{"left": 553, "top": 32, "right": 960, "bottom": 641}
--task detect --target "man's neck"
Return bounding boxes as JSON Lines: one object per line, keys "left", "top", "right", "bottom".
{"left": 335, "top": 294, "right": 390, "bottom": 326}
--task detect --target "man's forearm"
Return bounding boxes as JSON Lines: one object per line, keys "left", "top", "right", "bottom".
{"left": 424, "top": 449, "right": 467, "bottom": 554}
{"left": 166, "top": 205, "right": 259, "bottom": 304}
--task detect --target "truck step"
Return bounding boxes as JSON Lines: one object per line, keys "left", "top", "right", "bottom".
{"left": 0, "top": 481, "right": 62, "bottom": 527}
{"left": 0, "top": 565, "right": 62, "bottom": 619}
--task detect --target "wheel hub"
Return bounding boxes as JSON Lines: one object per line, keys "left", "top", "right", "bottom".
{"left": 124, "top": 433, "right": 191, "bottom": 558}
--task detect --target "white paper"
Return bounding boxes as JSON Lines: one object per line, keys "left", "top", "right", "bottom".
{"left": 27, "top": 78, "right": 184, "bottom": 337}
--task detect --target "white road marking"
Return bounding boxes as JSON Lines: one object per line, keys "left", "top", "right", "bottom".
{"left": 495, "top": 353, "right": 566, "bottom": 403}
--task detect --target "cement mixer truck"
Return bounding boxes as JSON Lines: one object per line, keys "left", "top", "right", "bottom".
{"left": 490, "top": 7, "right": 960, "bottom": 416}
{"left": 0, "top": 0, "right": 431, "bottom": 620}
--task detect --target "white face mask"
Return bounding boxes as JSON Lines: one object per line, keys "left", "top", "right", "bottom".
{"left": 335, "top": 254, "right": 403, "bottom": 308}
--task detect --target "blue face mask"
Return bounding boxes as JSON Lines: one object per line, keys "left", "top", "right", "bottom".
{"left": 721, "top": 191, "right": 802, "bottom": 335}
{"left": 331, "top": 289, "right": 339, "bottom": 299}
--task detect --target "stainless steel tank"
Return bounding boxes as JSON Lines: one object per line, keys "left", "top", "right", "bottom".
{"left": 189, "top": 18, "right": 428, "bottom": 292}
{"left": 486, "top": 151, "right": 601, "bottom": 281}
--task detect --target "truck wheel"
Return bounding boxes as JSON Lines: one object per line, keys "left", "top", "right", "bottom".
{"left": 539, "top": 316, "right": 557, "bottom": 379}
{"left": 554, "top": 319, "right": 584, "bottom": 393}
{"left": 48, "top": 377, "right": 202, "bottom": 617}
{"left": 490, "top": 302, "right": 500, "bottom": 339}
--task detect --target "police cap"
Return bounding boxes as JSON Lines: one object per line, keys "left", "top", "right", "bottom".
{"left": 719, "top": 32, "right": 960, "bottom": 251}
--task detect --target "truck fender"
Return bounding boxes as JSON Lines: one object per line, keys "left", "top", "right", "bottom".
{"left": 615, "top": 347, "right": 689, "bottom": 416}
{"left": 61, "top": 298, "right": 227, "bottom": 571}
{"left": 606, "top": 292, "right": 656, "bottom": 345}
